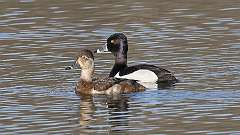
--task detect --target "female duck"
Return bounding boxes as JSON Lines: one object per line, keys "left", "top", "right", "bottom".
{"left": 68, "top": 49, "right": 145, "bottom": 95}
{"left": 96, "top": 33, "right": 178, "bottom": 83}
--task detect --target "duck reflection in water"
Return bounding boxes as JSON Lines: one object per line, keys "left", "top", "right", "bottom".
{"left": 76, "top": 94, "right": 129, "bottom": 134}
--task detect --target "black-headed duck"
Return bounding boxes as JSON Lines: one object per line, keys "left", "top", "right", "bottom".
{"left": 67, "top": 49, "right": 145, "bottom": 95}
{"left": 95, "top": 33, "right": 178, "bottom": 84}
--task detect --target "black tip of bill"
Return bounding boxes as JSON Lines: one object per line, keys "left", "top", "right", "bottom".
{"left": 65, "top": 66, "right": 73, "bottom": 70}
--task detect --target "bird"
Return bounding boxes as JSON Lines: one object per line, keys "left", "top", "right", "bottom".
{"left": 95, "top": 33, "right": 178, "bottom": 84}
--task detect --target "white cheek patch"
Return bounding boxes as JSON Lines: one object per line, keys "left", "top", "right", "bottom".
{"left": 115, "top": 69, "right": 158, "bottom": 82}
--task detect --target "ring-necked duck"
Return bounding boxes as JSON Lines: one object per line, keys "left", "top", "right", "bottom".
{"left": 66, "top": 49, "right": 145, "bottom": 95}
{"left": 95, "top": 33, "right": 178, "bottom": 83}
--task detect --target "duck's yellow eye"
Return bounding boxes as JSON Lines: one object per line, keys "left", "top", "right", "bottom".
{"left": 111, "top": 40, "right": 114, "bottom": 43}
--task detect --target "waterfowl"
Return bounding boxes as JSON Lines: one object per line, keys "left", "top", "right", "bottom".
{"left": 67, "top": 49, "right": 145, "bottom": 95}
{"left": 95, "top": 33, "right": 178, "bottom": 83}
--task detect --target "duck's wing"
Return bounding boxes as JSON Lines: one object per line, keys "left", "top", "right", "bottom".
{"left": 127, "top": 64, "right": 177, "bottom": 83}
{"left": 93, "top": 77, "right": 145, "bottom": 93}
{"left": 93, "top": 77, "right": 123, "bottom": 91}
{"left": 118, "top": 79, "right": 145, "bottom": 93}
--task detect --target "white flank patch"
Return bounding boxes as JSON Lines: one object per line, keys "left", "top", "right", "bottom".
{"left": 115, "top": 69, "right": 158, "bottom": 82}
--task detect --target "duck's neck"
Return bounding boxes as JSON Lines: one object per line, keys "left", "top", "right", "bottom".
{"left": 110, "top": 41, "right": 128, "bottom": 77}
{"left": 116, "top": 40, "right": 128, "bottom": 65}
{"left": 109, "top": 63, "right": 127, "bottom": 77}
{"left": 109, "top": 55, "right": 127, "bottom": 77}
{"left": 116, "top": 53, "right": 127, "bottom": 65}
{"left": 80, "top": 68, "right": 94, "bottom": 82}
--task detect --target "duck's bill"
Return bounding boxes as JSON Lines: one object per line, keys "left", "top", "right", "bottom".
{"left": 65, "top": 66, "right": 73, "bottom": 70}
{"left": 94, "top": 43, "right": 111, "bottom": 54}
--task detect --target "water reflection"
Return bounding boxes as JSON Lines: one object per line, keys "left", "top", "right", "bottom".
{"left": 78, "top": 95, "right": 95, "bottom": 127}
{"left": 77, "top": 94, "right": 129, "bottom": 134}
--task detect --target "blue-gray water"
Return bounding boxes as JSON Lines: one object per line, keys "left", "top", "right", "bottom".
{"left": 0, "top": 0, "right": 240, "bottom": 134}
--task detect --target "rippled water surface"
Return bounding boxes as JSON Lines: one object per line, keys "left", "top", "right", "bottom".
{"left": 1, "top": 0, "right": 240, "bottom": 134}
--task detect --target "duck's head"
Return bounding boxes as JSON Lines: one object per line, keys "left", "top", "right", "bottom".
{"left": 96, "top": 33, "right": 128, "bottom": 56}
{"left": 65, "top": 49, "right": 94, "bottom": 70}
{"left": 76, "top": 49, "right": 94, "bottom": 70}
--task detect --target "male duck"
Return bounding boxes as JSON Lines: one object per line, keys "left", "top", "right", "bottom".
{"left": 96, "top": 33, "right": 178, "bottom": 83}
{"left": 67, "top": 49, "right": 145, "bottom": 95}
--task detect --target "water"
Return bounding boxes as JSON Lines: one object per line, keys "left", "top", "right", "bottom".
{"left": 1, "top": 0, "right": 240, "bottom": 134}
